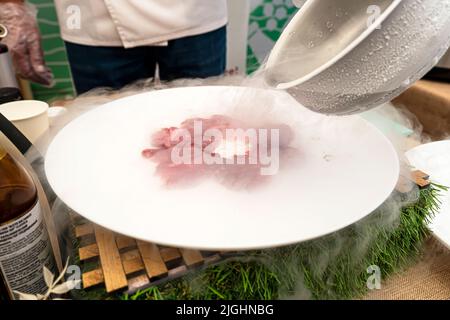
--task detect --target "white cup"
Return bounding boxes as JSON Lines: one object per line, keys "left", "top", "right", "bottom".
{"left": 47, "top": 106, "right": 68, "bottom": 127}
{"left": 0, "top": 100, "right": 49, "bottom": 144}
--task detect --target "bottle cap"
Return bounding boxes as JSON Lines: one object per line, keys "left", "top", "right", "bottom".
{"left": 0, "top": 87, "right": 22, "bottom": 105}
{"left": 0, "top": 43, "right": 8, "bottom": 54}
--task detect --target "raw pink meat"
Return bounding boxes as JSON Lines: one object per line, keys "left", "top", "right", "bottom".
{"left": 142, "top": 115, "right": 295, "bottom": 189}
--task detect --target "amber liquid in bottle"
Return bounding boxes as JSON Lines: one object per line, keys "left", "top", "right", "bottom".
{"left": 0, "top": 146, "right": 55, "bottom": 300}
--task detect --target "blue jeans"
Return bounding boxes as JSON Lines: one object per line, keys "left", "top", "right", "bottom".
{"left": 65, "top": 27, "right": 227, "bottom": 94}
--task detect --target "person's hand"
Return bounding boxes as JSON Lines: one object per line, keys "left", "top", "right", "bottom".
{"left": 0, "top": 1, "right": 54, "bottom": 86}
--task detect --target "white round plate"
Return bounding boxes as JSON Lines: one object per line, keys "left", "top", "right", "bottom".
{"left": 45, "top": 86, "right": 399, "bottom": 250}
{"left": 406, "top": 141, "right": 450, "bottom": 249}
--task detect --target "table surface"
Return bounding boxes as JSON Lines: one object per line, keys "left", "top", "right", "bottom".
{"left": 364, "top": 80, "right": 450, "bottom": 300}
{"left": 365, "top": 236, "right": 450, "bottom": 300}
{"left": 368, "top": 79, "right": 449, "bottom": 299}
{"left": 393, "top": 80, "right": 450, "bottom": 140}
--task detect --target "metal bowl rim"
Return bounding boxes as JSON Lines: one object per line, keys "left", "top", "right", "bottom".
{"left": 266, "top": 0, "right": 403, "bottom": 89}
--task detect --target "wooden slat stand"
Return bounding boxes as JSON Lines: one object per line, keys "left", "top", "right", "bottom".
{"left": 76, "top": 170, "right": 431, "bottom": 294}
{"left": 75, "top": 223, "right": 224, "bottom": 294}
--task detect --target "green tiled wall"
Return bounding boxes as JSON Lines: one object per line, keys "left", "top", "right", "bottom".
{"left": 247, "top": 0, "right": 300, "bottom": 74}
{"left": 30, "top": 0, "right": 75, "bottom": 102}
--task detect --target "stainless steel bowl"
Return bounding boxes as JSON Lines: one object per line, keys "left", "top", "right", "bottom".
{"left": 265, "top": 0, "right": 450, "bottom": 115}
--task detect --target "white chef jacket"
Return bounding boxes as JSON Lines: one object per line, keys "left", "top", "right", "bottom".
{"left": 54, "top": 0, "right": 228, "bottom": 48}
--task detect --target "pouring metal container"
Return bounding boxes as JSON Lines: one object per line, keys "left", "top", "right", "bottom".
{"left": 265, "top": 0, "right": 450, "bottom": 115}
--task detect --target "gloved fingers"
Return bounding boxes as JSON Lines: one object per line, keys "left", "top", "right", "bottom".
{"left": 26, "top": 30, "right": 54, "bottom": 86}
{"left": 9, "top": 39, "right": 34, "bottom": 82}
{"left": 0, "top": 1, "right": 54, "bottom": 86}
{"left": 8, "top": 37, "right": 53, "bottom": 86}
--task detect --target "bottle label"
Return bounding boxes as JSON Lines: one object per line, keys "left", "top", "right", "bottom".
{"left": 0, "top": 201, "right": 55, "bottom": 298}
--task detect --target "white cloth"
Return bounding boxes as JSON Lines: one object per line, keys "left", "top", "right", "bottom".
{"left": 54, "top": 0, "right": 228, "bottom": 48}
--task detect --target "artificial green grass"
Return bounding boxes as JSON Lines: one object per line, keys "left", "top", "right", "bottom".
{"left": 120, "top": 184, "right": 446, "bottom": 301}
